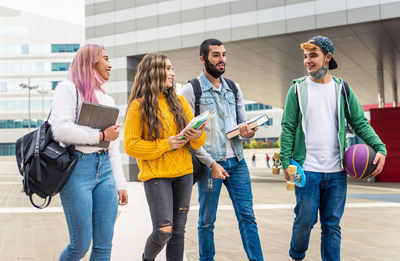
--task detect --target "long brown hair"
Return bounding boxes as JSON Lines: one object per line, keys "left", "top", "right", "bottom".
{"left": 126, "top": 53, "right": 188, "bottom": 140}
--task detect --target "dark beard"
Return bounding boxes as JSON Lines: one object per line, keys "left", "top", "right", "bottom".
{"left": 204, "top": 57, "right": 225, "bottom": 79}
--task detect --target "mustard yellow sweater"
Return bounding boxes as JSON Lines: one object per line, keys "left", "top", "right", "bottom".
{"left": 124, "top": 95, "right": 207, "bottom": 181}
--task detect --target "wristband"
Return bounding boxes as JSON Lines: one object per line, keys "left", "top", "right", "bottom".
{"left": 101, "top": 130, "right": 105, "bottom": 141}
{"left": 209, "top": 161, "right": 216, "bottom": 169}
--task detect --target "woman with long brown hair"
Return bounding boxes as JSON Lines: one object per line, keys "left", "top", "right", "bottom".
{"left": 124, "top": 53, "right": 206, "bottom": 261}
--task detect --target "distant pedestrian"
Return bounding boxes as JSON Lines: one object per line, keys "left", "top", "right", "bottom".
{"left": 266, "top": 153, "right": 270, "bottom": 168}
{"left": 252, "top": 153, "right": 256, "bottom": 167}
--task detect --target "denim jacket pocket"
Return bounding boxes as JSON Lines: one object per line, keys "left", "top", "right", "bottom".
{"left": 199, "top": 97, "right": 215, "bottom": 113}
{"left": 226, "top": 96, "right": 237, "bottom": 123}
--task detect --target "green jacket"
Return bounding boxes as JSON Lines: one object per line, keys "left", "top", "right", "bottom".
{"left": 280, "top": 76, "right": 387, "bottom": 170}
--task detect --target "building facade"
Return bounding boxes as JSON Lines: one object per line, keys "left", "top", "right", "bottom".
{"left": 85, "top": 0, "right": 400, "bottom": 178}
{"left": 0, "top": 5, "right": 84, "bottom": 156}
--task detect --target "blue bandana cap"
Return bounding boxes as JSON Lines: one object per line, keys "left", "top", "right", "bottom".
{"left": 302, "top": 36, "right": 338, "bottom": 70}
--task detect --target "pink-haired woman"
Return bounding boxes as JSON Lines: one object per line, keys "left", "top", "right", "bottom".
{"left": 50, "top": 44, "right": 128, "bottom": 260}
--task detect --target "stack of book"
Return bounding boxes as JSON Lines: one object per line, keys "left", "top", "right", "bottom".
{"left": 178, "top": 110, "right": 215, "bottom": 139}
{"left": 225, "top": 113, "right": 269, "bottom": 139}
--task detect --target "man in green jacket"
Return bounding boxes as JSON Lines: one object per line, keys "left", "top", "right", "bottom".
{"left": 280, "top": 36, "right": 386, "bottom": 261}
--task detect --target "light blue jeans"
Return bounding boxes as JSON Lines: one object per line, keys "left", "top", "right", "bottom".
{"left": 197, "top": 158, "right": 263, "bottom": 261}
{"left": 59, "top": 151, "right": 118, "bottom": 261}
{"left": 289, "top": 171, "right": 347, "bottom": 261}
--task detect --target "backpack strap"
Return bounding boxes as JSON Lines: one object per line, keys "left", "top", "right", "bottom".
{"left": 342, "top": 81, "right": 351, "bottom": 119}
{"left": 341, "top": 81, "right": 352, "bottom": 132}
{"left": 188, "top": 78, "right": 202, "bottom": 117}
{"left": 224, "top": 78, "right": 240, "bottom": 124}
{"left": 47, "top": 86, "right": 79, "bottom": 122}
{"left": 34, "top": 124, "right": 42, "bottom": 183}
{"left": 29, "top": 195, "right": 51, "bottom": 209}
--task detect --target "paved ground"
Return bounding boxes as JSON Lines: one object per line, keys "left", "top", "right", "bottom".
{"left": 1, "top": 157, "right": 400, "bottom": 260}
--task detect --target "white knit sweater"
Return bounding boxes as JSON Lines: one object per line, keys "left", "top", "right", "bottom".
{"left": 50, "top": 80, "right": 127, "bottom": 190}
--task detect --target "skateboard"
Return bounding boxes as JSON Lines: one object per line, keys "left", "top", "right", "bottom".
{"left": 272, "top": 152, "right": 281, "bottom": 175}
{"left": 286, "top": 159, "right": 306, "bottom": 191}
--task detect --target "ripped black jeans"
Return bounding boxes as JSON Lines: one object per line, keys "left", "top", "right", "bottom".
{"left": 143, "top": 173, "right": 193, "bottom": 261}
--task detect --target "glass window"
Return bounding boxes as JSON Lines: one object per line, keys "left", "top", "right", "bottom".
{"left": 0, "top": 119, "right": 45, "bottom": 129}
{"left": 0, "top": 82, "right": 6, "bottom": 92}
{"left": 35, "top": 62, "right": 44, "bottom": 72}
{"left": 15, "top": 120, "right": 22, "bottom": 128}
{"left": 0, "top": 143, "right": 16, "bottom": 156}
{"left": 6, "top": 120, "right": 14, "bottom": 128}
{"left": 51, "top": 62, "right": 70, "bottom": 71}
{"left": 30, "top": 119, "right": 38, "bottom": 128}
{"left": 21, "top": 44, "right": 29, "bottom": 54}
{"left": 51, "top": 81, "right": 60, "bottom": 90}
{"left": 66, "top": 44, "right": 73, "bottom": 52}
{"left": 0, "top": 99, "right": 53, "bottom": 112}
{"left": 51, "top": 44, "right": 80, "bottom": 53}
{"left": 10, "top": 143, "right": 16, "bottom": 155}
{"left": 59, "top": 44, "right": 66, "bottom": 52}
{"left": 0, "top": 62, "right": 48, "bottom": 73}
{"left": 0, "top": 145, "right": 7, "bottom": 156}
{"left": 51, "top": 63, "right": 58, "bottom": 71}
{"left": 59, "top": 63, "right": 67, "bottom": 71}
{"left": 22, "top": 119, "right": 29, "bottom": 128}
{"left": 51, "top": 44, "right": 59, "bottom": 52}
{"left": 244, "top": 103, "right": 273, "bottom": 111}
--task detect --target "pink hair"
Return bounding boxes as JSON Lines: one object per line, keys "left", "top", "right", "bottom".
{"left": 68, "top": 44, "right": 106, "bottom": 103}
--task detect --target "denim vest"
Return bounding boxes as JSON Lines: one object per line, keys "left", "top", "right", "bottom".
{"left": 198, "top": 72, "right": 244, "bottom": 161}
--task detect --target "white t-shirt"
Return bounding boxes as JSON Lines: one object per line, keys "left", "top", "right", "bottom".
{"left": 302, "top": 77, "right": 343, "bottom": 173}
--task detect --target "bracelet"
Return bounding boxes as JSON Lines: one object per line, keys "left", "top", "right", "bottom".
{"left": 209, "top": 161, "right": 216, "bottom": 169}
{"left": 101, "top": 130, "right": 105, "bottom": 141}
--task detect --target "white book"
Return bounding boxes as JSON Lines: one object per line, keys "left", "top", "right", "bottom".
{"left": 178, "top": 110, "right": 215, "bottom": 139}
{"left": 225, "top": 113, "right": 269, "bottom": 139}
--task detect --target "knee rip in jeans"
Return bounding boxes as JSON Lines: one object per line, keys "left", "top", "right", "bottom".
{"left": 200, "top": 223, "right": 213, "bottom": 229}
{"left": 159, "top": 221, "right": 172, "bottom": 233}
{"left": 178, "top": 206, "right": 189, "bottom": 214}
{"left": 151, "top": 221, "right": 172, "bottom": 245}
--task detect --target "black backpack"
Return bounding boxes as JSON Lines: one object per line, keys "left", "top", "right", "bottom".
{"left": 188, "top": 77, "right": 239, "bottom": 184}
{"left": 15, "top": 88, "right": 79, "bottom": 208}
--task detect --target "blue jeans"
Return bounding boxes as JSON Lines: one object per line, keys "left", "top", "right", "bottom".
{"left": 197, "top": 158, "right": 263, "bottom": 261}
{"left": 289, "top": 171, "right": 347, "bottom": 261}
{"left": 59, "top": 151, "right": 118, "bottom": 261}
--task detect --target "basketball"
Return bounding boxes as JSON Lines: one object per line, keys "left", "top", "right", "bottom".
{"left": 344, "top": 144, "right": 377, "bottom": 179}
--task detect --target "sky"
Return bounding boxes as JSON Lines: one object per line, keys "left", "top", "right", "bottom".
{"left": 0, "top": 0, "right": 85, "bottom": 25}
